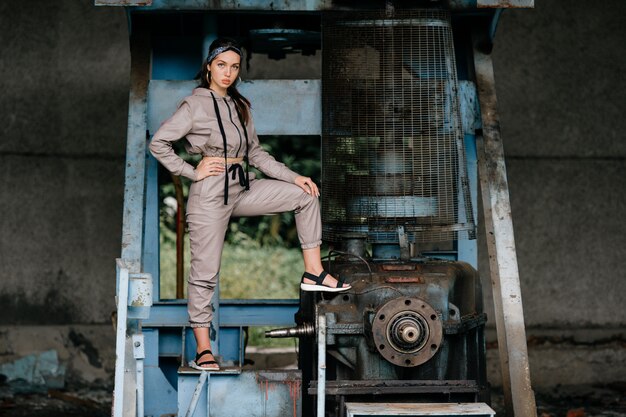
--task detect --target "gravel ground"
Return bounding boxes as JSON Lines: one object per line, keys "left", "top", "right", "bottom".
{"left": 0, "top": 387, "right": 112, "bottom": 417}
{"left": 490, "top": 384, "right": 626, "bottom": 417}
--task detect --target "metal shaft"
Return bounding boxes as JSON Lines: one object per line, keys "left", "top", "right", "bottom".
{"left": 265, "top": 323, "right": 315, "bottom": 338}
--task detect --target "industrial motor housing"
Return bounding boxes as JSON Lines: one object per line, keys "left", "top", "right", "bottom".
{"left": 297, "top": 258, "right": 488, "bottom": 416}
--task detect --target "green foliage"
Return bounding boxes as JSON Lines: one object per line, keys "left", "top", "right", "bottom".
{"left": 219, "top": 237, "right": 303, "bottom": 300}
{"left": 160, "top": 221, "right": 302, "bottom": 300}
{"left": 159, "top": 225, "right": 187, "bottom": 299}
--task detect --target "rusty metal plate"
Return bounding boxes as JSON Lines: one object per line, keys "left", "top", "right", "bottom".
{"left": 381, "top": 264, "right": 416, "bottom": 271}
{"left": 385, "top": 277, "right": 424, "bottom": 284}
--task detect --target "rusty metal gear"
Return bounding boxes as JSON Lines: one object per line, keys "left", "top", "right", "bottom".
{"left": 371, "top": 297, "right": 443, "bottom": 367}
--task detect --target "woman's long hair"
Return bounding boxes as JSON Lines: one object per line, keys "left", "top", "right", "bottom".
{"left": 198, "top": 37, "right": 251, "bottom": 124}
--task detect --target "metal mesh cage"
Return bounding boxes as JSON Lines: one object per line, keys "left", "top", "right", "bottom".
{"left": 321, "top": 9, "right": 476, "bottom": 244}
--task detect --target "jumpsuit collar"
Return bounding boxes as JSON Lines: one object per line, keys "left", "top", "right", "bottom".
{"left": 192, "top": 87, "right": 232, "bottom": 101}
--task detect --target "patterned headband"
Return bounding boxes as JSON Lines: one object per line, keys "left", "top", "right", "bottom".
{"left": 206, "top": 45, "right": 242, "bottom": 64}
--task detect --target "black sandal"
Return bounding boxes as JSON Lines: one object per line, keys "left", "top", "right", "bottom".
{"left": 300, "top": 271, "right": 351, "bottom": 293}
{"left": 189, "top": 349, "right": 220, "bottom": 371}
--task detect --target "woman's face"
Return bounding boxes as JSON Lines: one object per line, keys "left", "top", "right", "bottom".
{"left": 208, "top": 50, "right": 241, "bottom": 92}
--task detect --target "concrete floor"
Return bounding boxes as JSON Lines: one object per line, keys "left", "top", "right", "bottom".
{"left": 2, "top": 342, "right": 623, "bottom": 416}
{"left": 1, "top": 385, "right": 624, "bottom": 417}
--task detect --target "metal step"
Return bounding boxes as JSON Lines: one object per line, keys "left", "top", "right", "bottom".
{"left": 344, "top": 402, "right": 495, "bottom": 417}
{"left": 178, "top": 365, "right": 242, "bottom": 375}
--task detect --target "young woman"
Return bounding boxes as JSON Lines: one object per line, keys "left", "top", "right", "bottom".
{"left": 149, "top": 38, "right": 351, "bottom": 371}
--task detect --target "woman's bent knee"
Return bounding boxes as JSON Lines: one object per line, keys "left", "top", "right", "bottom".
{"left": 297, "top": 191, "right": 319, "bottom": 212}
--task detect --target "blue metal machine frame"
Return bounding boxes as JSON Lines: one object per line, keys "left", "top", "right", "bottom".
{"left": 103, "top": 1, "right": 536, "bottom": 416}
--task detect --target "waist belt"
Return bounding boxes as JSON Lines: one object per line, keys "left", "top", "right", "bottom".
{"left": 201, "top": 156, "right": 244, "bottom": 164}
{"left": 201, "top": 156, "right": 248, "bottom": 191}
{"left": 201, "top": 156, "right": 248, "bottom": 196}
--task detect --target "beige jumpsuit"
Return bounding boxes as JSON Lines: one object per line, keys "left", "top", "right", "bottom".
{"left": 149, "top": 87, "right": 321, "bottom": 328}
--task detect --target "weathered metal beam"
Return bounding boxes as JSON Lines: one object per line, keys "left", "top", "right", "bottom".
{"left": 308, "top": 380, "right": 480, "bottom": 395}
{"left": 113, "top": 260, "right": 133, "bottom": 417}
{"left": 148, "top": 80, "right": 321, "bottom": 136}
{"left": 317, "top": 311, "right": 327, "bottom": 417}
{"left": 142, "top": 300, "right": 299, "bottom": 327}
{"left": 477, "top": 134, "right": 513, "bottom": 414}
{"left": 95, "top": 0, "right": 533, "bottom": 10}
{"left": 473, "top": 44, "right": 537, "bottom": 416}
{"left": 96, "top": 0, "right": 329, "bottom": 9}
{"left": 120, "top": 25, "right": 151, "bottom": 271}
{"left": 113, "top": 24, "right": 151, "bottom": 417}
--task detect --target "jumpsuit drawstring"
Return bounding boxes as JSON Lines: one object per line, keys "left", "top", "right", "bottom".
{"left": 210, "top": 91, "right": 250, "bottom": 205}
{"left": 228, "top": 163, "right": 248, "bottom": 188}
